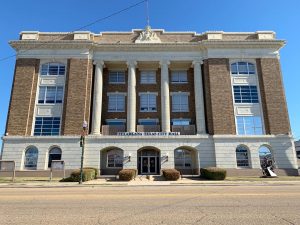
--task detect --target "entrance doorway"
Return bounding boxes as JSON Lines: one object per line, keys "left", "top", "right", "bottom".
{"left": 138, "top": 148, "right": 160, "bottom": 175}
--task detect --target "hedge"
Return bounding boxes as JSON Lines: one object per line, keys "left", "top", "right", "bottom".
{"left": 162, "top": 169, "right": 180, "bottom": 181}
{"left": 119, "top": 169, "right": 137, "bottom": 181}
{"left": 83, "top": 167, "right": 99, "bottom": 178}
{"left": 200, "top": 167, "right": 227, "bottom": 180}
{"left": 60, "top": 168, "right": 96, "bottom": 182}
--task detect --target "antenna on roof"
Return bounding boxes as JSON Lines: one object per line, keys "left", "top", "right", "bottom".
{"left": 146, "top": 0, "right": 150, "bottom": 27}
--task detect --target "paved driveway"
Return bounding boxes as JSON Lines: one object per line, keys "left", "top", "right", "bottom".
{"left": 0, "top": 184, "right": 300, "bottom": 225}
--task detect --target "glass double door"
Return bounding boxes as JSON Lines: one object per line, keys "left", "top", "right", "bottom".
{"left": 140, "top": 156, "right": 157, "bottom": 174}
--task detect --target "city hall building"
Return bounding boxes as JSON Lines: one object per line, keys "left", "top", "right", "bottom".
{"left": 1, "top": 27, "right": 298, "bottom": 176}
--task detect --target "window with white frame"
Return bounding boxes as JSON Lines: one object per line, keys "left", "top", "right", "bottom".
{"left": 138, "top": 119, "right": 158, "bottom": 125}
{"left": 174, "top": 149, "right": 192, "bottom": 168}
{"left": 236, "top": 145, "right": 250, "bottom": 167}
{"left": 233, "top": 85, "right": 259, "bottom": 103}
{"left": 108, "top": 94, "right": 125, "bottom": 112}
{"left": 34, "top": 117, "right": 61, "bottom": 136}
{"left": 172, "top": 93, "right": 189, "bottom": 112}
{"left": 41, "top": 63, "right": 65, "bottom": 76}
{"left": 140, "top": 93, "right": 157, "bottom": 112}
{"left": 236, "top": 116, "right": 263, "bottom": 135}
{"left": 172, "top": 119, "right": 190, "bottom": 125}
{"left": 107, "top": 149, "right": 123, "bottom": 168}
{"left": 140, "top": 71, "right": 156, "bottom": 84}
{"left": 38, "top": 86, "right": 63, "bottom": 104}
{"left": 109, "top": 71, "right": 125, "bottom": 84}
{"left": 171, "top": 71, "right": 188, "bottom": 83}
{"left": 24, "top": 147, "right": 38, "bottom": 170}
{"left": 231, "top": 62, "right": 255, "bottom": 75}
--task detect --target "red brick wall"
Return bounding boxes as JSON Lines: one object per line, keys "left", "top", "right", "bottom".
{"left": 256, "top": 58, "right": 291, "bottom": 134}
{"left": 136, "top": 69, "right": 161, "bottom": 125}
{"left": 62, "top": 59, "right": 93, "bottom": 135}
{"left": 169, "top": 68, "right": 196, "bottom": 125}
{"left": 6, "top": 58, "right": 40, "bottom": 136}
{"left": 203, "top": 58, "right": 236, "bottom": 135}
{"left": 101, "top": 68, "right": 127, "bottom": 128}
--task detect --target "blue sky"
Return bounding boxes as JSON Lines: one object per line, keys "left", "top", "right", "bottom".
{"left": 0, "top": 0, "right": 299, "bottom": 146}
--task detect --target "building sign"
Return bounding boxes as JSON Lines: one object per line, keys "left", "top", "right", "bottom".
{"left": 0, "top": 160, "right": 15, "bottom": 172}
{"left": 117, "top": 132, "right": 180, "bottom": 136}
{"left": 51, "top": 160, "right": 65, "bottom": 170}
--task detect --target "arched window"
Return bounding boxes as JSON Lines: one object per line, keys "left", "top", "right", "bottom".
{"left": 175, "top": 149, "right": 192, "bottom": 168}
{"left": 107, "top": 149, "right": 123, "bottom": 168}
{"left": 231, "top": 62, "right": 255, "bottom": 75}
{"left": 236, "top": 145, "right": 249, "bottom": 167}
{"left": 258, "top": 146, "right": 272, "bottom": 166}
{"left": 41, "top": 63, "right": 65, "bottom": 76}
{"left": 48, "top": 147, "right": 62, "bottom": 168}
{"left": 24, "top": 147, "right": 38, "bottom": 170}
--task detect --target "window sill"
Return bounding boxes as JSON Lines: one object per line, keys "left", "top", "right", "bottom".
{"left": 171, "top": 82, "right": 188, "bottom": 84}
{"left": 37, "top": 103, "right": 63, "bottom": 105}
{"left": 172, "top": 111, "right": 189, "bottom": 113}
{"left": 40, "top": 74, "right": 65, "bottom": 77}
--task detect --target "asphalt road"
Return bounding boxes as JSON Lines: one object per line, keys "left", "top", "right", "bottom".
{"left": 0, "top": 184, "right": 300, "bottom": 225}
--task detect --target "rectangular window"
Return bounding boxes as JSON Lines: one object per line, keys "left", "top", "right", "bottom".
{"left": 138, "top": 119, "right": 158, "bottom": 125}
{"left": 140, "top": 93, "right": 157, "bottom": 112}
{"left": 109, "top": 71, "right": 125, "bottom": 84}
{"left": 34, "top": 117, "right": 61, "bottom": 136}
{"left": 140, "top": 71, "right": 156, "bottom": 84}
{"left": 236, "top": 116, "right": 263, "bottom": 135}
{"left": 38, "top": 86, "right": 64, "bottom": 104}
{"left": 231, "top": 62, "right": 255, "bottom": 75}
{"left": 108, "top": 94, "right": 125, "bottom": 112}
{"left": 172, "top": 119, "right": 190, "bottom": 125}
{"left": 172, "top": 93, "right": 189, "bottom": 112}
{"left": 233, "top": 85, "right": 259, "bottom": 103}
{"left": 41, "top": 63, "right": 65, "bottom": 76}
{"left": 106, "top": 119, "right": 126, "bottom": 125}
{"left": 171, "top": 71, "right": 188, "bottom": 83}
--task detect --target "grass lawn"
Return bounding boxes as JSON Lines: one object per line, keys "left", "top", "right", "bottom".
{"left": 0, "top": 177, "right": 61, "bottom": 183}
{"left": 225, "top": 176, "right": 300, "bottom": 181}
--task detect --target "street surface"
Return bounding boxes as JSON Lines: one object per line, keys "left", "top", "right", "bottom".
{"left": 0, "top": 184, "right": 300, "bottom": 225}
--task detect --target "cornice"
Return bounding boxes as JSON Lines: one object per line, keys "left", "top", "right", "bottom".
{"left": 9, "top": 39, "right": 285, "bottom": 52}
{"left": 201, "top": 40, "right": 285, "bottom": 50}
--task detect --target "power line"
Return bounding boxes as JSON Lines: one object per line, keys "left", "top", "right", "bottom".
{"left": 0, "top": 0, "right": 147, "bottom": 62}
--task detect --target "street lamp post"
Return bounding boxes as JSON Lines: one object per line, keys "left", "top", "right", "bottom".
{"left": 79, "top": 121, "right": 88, "bottom": 184}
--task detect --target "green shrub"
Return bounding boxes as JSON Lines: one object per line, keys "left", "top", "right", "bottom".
{"left": 162, "top": 169, "right": 180, "bottom": 181}
{"left": 119, "top": 169, "right": 137, "bottom": 181}
{"left": 200, "top": 167, "right": 227, "bottom": 180}
{"left": 83, "top": 167, "right": 99, "bottom": 178}
{"left": 60, "top": 176, "right": 78, "bottom": 182}
{"left": 60, "top": 168, "right": 96, "bottom": 182}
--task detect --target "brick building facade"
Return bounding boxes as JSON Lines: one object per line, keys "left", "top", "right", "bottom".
{"left": 1, "top": 27, "right": 298, "bottom": 176}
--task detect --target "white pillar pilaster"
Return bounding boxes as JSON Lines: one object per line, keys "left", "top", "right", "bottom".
{"left": 160, "top": 60, "right": 171, "bottom": 132}
{"left": 127, "top": 61, "right": 137, "bottom": 132}
{"left": 91, "top": 61, "right": 104, "bottom": 135}
{"left": 193, "top": 60, "right": 206, "bottom": 134}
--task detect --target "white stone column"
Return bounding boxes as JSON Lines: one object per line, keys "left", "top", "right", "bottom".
{"left": 91, "top": 61, "right": 104, "bottom": 135}
{"left": 127, "top": 61, "right": 137, "bottom": 132}
{"left": 193, "top": 60, "right": 206, "bottom": 134}
{"left": 160, "top": 60, "right": 171, "bottom": 132}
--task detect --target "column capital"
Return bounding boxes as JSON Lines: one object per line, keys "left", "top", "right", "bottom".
{"left": 192, "top": 60, "right": 203, "bottom": 67}
{"left": 159, "top": 60, "right": 170, "bottom": 67}
{"left": 126, "top": 60, "right": 137, "bottom": 68}
{"left": 93, "top": 60, "right": 105, "bottom": 67}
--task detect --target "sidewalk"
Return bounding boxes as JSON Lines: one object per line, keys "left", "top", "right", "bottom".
{"left": 1, "top": 176, "right": 300, "bottom": 188}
